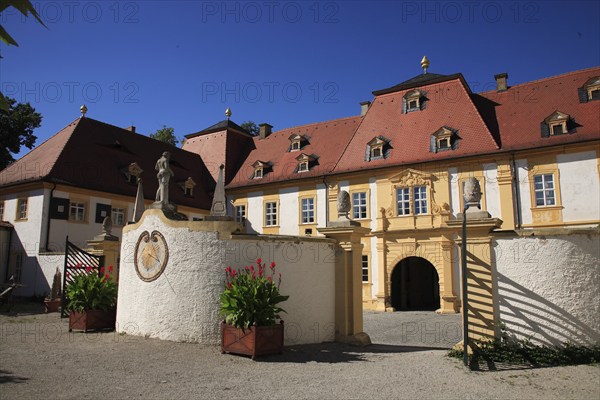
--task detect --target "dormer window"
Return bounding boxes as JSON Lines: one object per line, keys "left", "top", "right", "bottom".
{"left": 402, "top": 89, "right": 426, "bottom": 113}
{"left": 180, "top": 177, "right": 196, "bottom": 197}
{"left": 296, "top": 153, "right": 317, "bottom": 173}
{"left": 366, "top": 136, "right": 391, "bottom": 161}
{"left": 288, "top": 133, "right": 308, "bottom": 152}
{"left": 579, "top": 76, "right": 600, "bottom": 102}
{"left": 251, "top": 160, "right": 271, "bottom": 179}
{"left": 124, "top": 162, "right": 143, "bottom": 184}
{"left": 542, "top": 111, "right": 575, "bottom": 137}
{"left": 430, "top": 126, "right": 458, "bottom": 153}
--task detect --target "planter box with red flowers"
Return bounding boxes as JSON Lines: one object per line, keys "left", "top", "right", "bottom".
{"left": 65, "top": 265, "right": 118, "bottom": 332}
{"left": 220, "top": 259, "right": 289, "bottom": 359}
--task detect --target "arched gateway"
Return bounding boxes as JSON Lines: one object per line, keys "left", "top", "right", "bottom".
{"left": 391, "top": 257, "right": 440, "bottom": 311}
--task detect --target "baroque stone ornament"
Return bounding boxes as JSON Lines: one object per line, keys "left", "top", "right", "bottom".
{"left": 463, "top": 177, "right": 482, "bottom": 208}
{"left": 337, "top": 190, "right": 351, "bottom": 217}
{"left": 134, "top": 230, "right": 169, "bottom": 282}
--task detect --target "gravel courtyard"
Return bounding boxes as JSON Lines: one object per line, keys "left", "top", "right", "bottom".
{"left": 1, "top": 309, "right": 598, "bottom": 400}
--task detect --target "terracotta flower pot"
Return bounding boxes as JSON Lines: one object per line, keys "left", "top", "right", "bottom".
{"left": 69, "top": 309, "right": 116, "bottom": 332}
{"left": 221, "top": 321, "right": 284, "bottom": 359}
{"left": 44, "top": 298, "right": 61, "bottom": 313}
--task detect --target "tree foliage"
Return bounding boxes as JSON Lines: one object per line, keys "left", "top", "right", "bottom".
{"left": 0, "top": 0, "right": 47, "bottom": 111}
{"left": 0, "top": 97, "right": 42, "bottom": 169}
{"left": 240, "top": 121, "right": 259, "bottom": 136}
{"left": 149, "top": 125, "right": 179, "bottom": 146}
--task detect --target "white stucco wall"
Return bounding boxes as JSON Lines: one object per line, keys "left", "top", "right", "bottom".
{"left": 117, "top": 211, "right": 336, "bottom": 346}
{"left": 516, "top": 159, "right": 533, "bottom": 225}
{"left": 279, "top": 187, "right": 299, "bottom": 235}
{"left": 316, "top": 183, "right": 327, "bottom": 230}
{"left": 494, "top": 232, "right": 600, "bottom": 346}
{"left": 448, "top": 168, "right": 459, "bottom": 217}
{"left": 246, "top": 191, "right": 263, "bottom": 234}
{"left": 557, "top": 151, "right": 600, "bottom": 223}
{"left": 483, "top": 163, "right": 501, "bottom": 219}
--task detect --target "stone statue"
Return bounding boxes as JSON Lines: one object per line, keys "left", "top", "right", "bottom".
{"left": 102, "top": 216, "right": 113, "bottom": 236}
{"left": 463, "top": 177, "right": 482, "bottom": 209}
{"left": 155, "top": 152, "right": 174, "bottom": 204}
{"left": 337, "top": 190, "right": 351, "bottom": 217}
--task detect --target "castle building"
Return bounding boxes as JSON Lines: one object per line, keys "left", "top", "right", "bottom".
{"left": 2, "top": 64, "right": 599, "bottom": 325}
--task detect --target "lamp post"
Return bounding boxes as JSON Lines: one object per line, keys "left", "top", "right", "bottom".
{"left": 461, "top": 202, "right": 469, "bottom": 367}
{"left": 461, "top": 177, "right": 482, "bottom": 367}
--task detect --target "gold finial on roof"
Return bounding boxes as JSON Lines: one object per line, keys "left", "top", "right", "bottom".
{"left": 225, "top": 107, "right": 232, "bottom": 120}
{"left": 421, "top": 56, "right": 430, "bottom": 74}
{"left": 80, "top": 104, "right": 88, "bottom": 117}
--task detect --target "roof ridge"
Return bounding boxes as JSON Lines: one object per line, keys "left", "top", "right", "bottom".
{"left": 269, "top": 115, "right": 362, "bottom": 134}
{"left": 479, "top": 66, "right": 600, "bottom": 95}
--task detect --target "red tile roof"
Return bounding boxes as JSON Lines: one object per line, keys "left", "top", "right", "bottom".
{"left": 479, "top": 67, "right": 600, "bottom": 150}
{"left": 0, "top": 117, "right": 215, "bottom": 210}
{"left": 334, "top": 76, "right": 500, "bottom": 173}
{"left": 226, "top": 116, "right": 363, "bottom": 189}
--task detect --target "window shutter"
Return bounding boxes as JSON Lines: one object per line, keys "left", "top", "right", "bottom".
{"left": 429, "top": 135, "right": 437, "bottom": 153}
{"left": 540, "top": 121, "right": 550, "bottom": 138}
{"left": 365, "top": 144, "right": 371, "bottom": 161}
{"left": 577, "top": 87, "right": 588, "bottom": 103}
{"left": 401, "top": 97, "right": 407, "bottom": 114}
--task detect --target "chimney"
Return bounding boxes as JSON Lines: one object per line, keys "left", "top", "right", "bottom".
{"left": 126, "top": 126, "right": 136, "bottom": 133}
{"left": 258, "top": 123, "right": 272, "bottom": 139}
{"left": 494, "top": 73, "right": 508, "bottom": 92}
{"left": 360, "top": 101, "right": 371, "bottom": 116}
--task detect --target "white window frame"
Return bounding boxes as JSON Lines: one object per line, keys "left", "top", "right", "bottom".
{"left": 352, "top": 192, "right": 367, "bottom": 219}
{"left": 16, "top": 198, "right": 28, "bottom": 220}
{"left": 254, "top": 168, "right": 263, "bottom": 179}
{"left": 413, "top": 186, "right": 428, "bottom": 215}
{"left": 0, "top": 201, "right": 4, "bottom": 220}
{"left": 301, "top": 198, "right": 315, "bottom": 224}
{"left": 291, "top": 141, "right": 301, "bottom": 151}
{"left": 396, "top": 188, "right": 410, "bottom": 216}
{"left": 298, "top": 161, "right": 309, "bottom": 173}
{"left": 235, "top": 205, "right": 246, "bottom": 223}
{"left": 534, "top": 174, "right": 556, "bottom": 207}
{"left": 69, "top": 201, "right": 86, "bottom": 222}
{"left": 111, "top": 207, "right": 126, "bottom": 226}
{"left": 265, "top": 201, "right": 277, "bottom": 226}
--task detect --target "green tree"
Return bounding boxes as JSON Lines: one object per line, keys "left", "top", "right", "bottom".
{"left": 240, "top": 121, "right": 259, "bottom": 136}
{"left": 0, "top": 97, "right": 42, "bottom": 169}
{"left": 149, "top": 125, "right": 178, "bottom": 146}
{"left": 0, "top": 1, "right": 46, "bottom": 111}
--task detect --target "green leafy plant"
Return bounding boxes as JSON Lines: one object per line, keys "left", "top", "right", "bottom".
{"left": 448, "top": 328, "right": 600, "bottom": 367}
{"left": 220, "top": 259, "right": 289, "bottom": 329}
{"left": 65, "top": 265, "right": 117, "bottom": 312}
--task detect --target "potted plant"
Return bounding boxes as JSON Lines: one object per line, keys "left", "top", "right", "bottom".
{"left": 65, "top": 265, "right": 117, "bottom": 332}
{"left": 44, "top": 268, "right": 62, "bottom": 313}
{"left": 220, "top": 259, "right": 289, "bottom": 359}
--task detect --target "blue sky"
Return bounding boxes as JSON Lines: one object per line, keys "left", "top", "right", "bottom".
{"left": 1, "top": 1, "right": 599, "bottom": 158}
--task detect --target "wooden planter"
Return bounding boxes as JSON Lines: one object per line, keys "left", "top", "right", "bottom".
{"left": 44, "top": 298, "right": 61, "bottom": 313}
{"left": 221, "top": 321, "right": 284, "bottom": 359}
{"left": 69, "top": 309, "right": 116, "bottom": 332}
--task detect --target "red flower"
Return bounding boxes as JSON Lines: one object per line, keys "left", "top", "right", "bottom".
{"left": 85, "top": 266, "right": 93, "bottom": 273}
{"left": 270, "top": 261, "right": 276, "bottom": 269}
{"left": 267, "top": 276, "right": 272, "bottom": 282}
{"left": 230, "top": 270, "right": 236, "bottom": 278}
{"left": 100, "top": 266, "right": 105, "bottom": 274}
{"left": 225, "top": 266, "right": 232, "bottom": 275}
{"left": 108, "top": 266, "right": 114, "bottom": 272}
{"left": 256, "top": 258, "right": 262, "bottom": 265}
{"left": 227, "top": 282, "right": 232, "bottom": 289}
